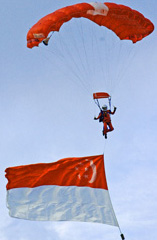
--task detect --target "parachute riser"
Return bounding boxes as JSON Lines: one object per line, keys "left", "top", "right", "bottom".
{"left": 94, "top": 99, "right": 102, "bottom": 111}
{"left": 94, "top": 97, "right": 111, "bottom": 111}
{"left": 108, "top": 96, "right": 111, "bottom": 111}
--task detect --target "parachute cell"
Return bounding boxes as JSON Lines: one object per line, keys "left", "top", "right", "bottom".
{"left": 27, "top": 2, "right": 154, "bottom": 48}
{"left": 93, "top": 92, "right": 110, "bottom": 99}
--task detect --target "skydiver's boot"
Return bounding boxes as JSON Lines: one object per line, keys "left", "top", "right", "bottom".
{"left": 105, "top": 133, "right": 107, "bottom": 139}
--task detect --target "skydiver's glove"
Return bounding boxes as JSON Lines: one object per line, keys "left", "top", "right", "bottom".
{"left": 94, "top": 117, "right": 97, "bottom": 120}
{"left": 114, "top": 106, "right": 117, "bottom": 111}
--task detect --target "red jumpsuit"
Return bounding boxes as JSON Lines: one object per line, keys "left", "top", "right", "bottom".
{"left": 96, "top": 108, "right": 116, "bottom": 135}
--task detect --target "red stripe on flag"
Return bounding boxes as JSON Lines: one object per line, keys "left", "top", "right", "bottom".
{"left": 5, "top": 155, "right": 108, "bottom": 190}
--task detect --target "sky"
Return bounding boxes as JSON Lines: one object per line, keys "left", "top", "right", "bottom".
{"left": 0, "top": 0, "right": 157, "bottom": 239}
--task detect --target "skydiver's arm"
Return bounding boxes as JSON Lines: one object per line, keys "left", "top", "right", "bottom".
{"left": 110, "top": 107, "right": 117, "bottom": 115}
{"left": 94, "top": 112, "right": 101, "bottom": 120}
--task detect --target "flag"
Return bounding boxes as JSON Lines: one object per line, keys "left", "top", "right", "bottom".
{"left": 5, "top": 154, "right": 118, "bottom": 226}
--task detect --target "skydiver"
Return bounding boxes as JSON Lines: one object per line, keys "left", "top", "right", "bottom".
{"left": 94, "top": 105, "right": 117, "bottom": 139}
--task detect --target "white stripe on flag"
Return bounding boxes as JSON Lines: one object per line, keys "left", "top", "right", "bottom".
{"left": 7, "top": 185, "right": 118, "bottom": 226}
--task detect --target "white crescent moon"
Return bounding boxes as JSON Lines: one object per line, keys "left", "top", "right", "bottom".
{"left": 88, "top": 160, "right": 97, "bottom": 183}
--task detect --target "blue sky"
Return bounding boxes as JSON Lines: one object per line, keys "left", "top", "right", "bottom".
{"left": 0, "top": 0, "right": 157, "bottom": 239}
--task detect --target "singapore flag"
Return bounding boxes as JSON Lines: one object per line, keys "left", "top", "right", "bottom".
{"left": 5, "top": 155, "right": 118, "bottom": 226}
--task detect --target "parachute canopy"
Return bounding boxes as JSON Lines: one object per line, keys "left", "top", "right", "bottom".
{"left": 27, "top": 2, "right": 154, "bottom": 48}
{"left": 93, "top": 92, "right": 110, "bottom": 99}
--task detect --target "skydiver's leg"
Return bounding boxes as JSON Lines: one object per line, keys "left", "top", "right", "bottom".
{"left": 103, "top": 122, "right": 108, "bottom": 135}
{"left": 107, "top": 122, "right": 114, "bottom": 132}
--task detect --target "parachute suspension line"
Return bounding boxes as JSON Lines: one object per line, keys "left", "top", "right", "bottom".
{"left": 94, "top": 28, "right": 109, "bottom": 91}
{"left": 107, "top": 35, "right": 120, "bottom": 95}
{"left": 90, "top": 25, "right": 98, "bottom": 93}
{"left": 110, "top": 42, "right": 137, "bottom": 96}
{"left": 110, "top": 37, "right": 121, "bottom": 94}
{"left": 69, "top": 20, "right": 89, "bottom": 83}
{"left": 50, "top": 31, "right": 92, "bottom": 96}
{"left": 57, "top": 24, "right": 92, "bottom": 97}
{"left": 111, "top": 37, "right": 123, "bottom": 94}
{"left": 40, "top": 46, "right": 92, "bottom": 97}
{"left": 78, "top": 20, "right": 92, "bottom": 90}
{"left": 116, "top": 46, "right": 137, "bottom": 89}
{"left": 58, "top": 31, "right": 85, "bottom": 79}
{"left": 90, "top": 23, "right": 98, "bottom": 92}
{"left": 38, "top": 46, "right": 94, "bottom": 100}
{"left": 89, "top": 24, "right": 103, "bottom": 91}
{"left": 82, "top": 22, "right": 101, "bottom": 93}
{"left": 102, "top": 33, "right": 110, "bottom": 92}
{"left": 101, "top": 31, "right": 113, "bottom": 93}
{"left": 101, "top": 29, "right": 119, "bottom": 95}
{"left": 41, "top": 46, "right": 83, "bottom": 86}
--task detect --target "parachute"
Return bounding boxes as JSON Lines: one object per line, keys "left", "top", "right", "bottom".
{"left": 27, "top": 2, "right": 154, "bottom": 48}
{"left": 26, "top": 2, "right": 154, "bottom": 106}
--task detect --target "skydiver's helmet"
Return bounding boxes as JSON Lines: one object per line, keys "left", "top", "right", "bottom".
{"left": 102, "top": 105, "right": 108, "bottom": 111}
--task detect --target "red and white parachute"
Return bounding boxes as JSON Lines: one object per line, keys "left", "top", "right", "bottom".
{"left": 27, "top": 2, "right": 154, "bottom": 48}
{"left": 26, "top": 2, "right": 154, "bottom": 98}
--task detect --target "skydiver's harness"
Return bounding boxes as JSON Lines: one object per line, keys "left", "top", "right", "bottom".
{"left": 94, "top": 97, "right": 112, "bottom": 122}
{"left": 98, "top": 110, "right": 112, "bottom": 123}
{"left": 99, "top": 110, "right": 105, "bottom": 122}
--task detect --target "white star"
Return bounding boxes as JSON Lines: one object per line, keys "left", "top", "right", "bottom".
{"left": 78, "top": 174, "right": 81, "bottom": 179}
{"left": 84, "top": 174, "right": 88, "bottom": 179}
{"left": 78, "top": 162, "right": 83, "bottom": 165}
